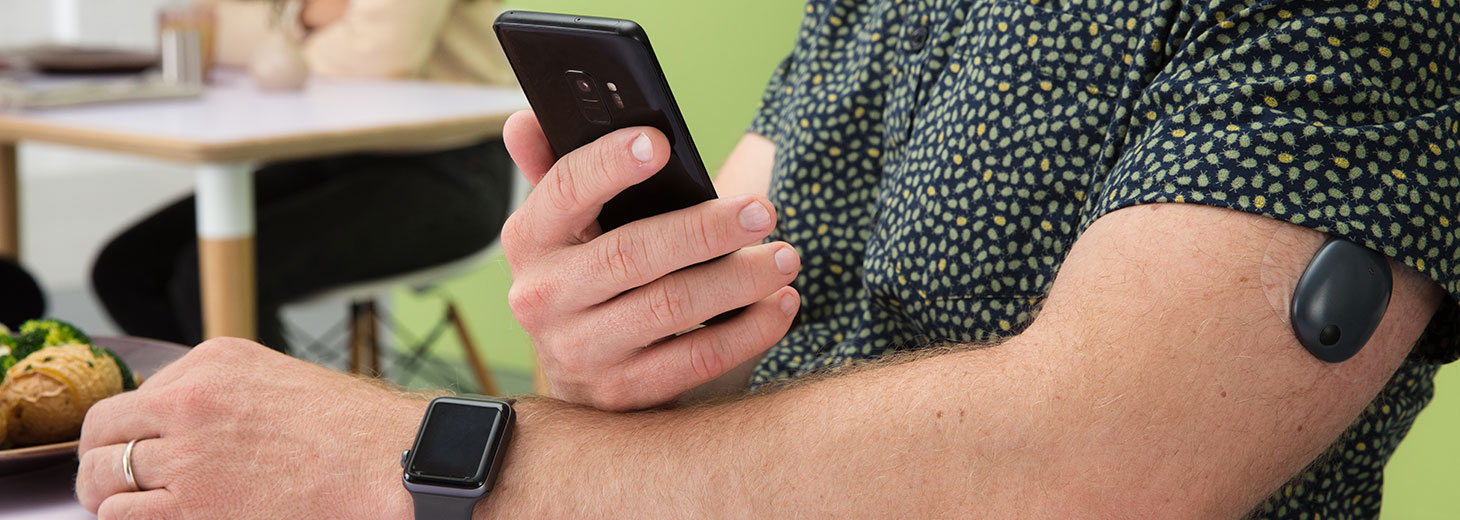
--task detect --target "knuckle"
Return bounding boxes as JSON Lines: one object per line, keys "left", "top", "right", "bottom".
{"left": 548, "top": 162, "right": 582, "bottom": 212}
{"left": 683, "top": 211, "right": 719, "bottom": 258}
{"left": 190, "top": 337, "right": 248, "bottom": 360}
{"left": 730, "top": 249, "right": 763, "bottom": 291}
{"left": 162, "top": 382, "right": 219, "bottom": 417}
{"left": 599, "top": 232, "right": 644, "bottom": 285}
{"left": 506, "top": 280, "right": 552, "bottom": 331}
{"left": 686, "top": 334, "right": 727, "bottom": 382}
{"left": 190, "top": 337, "right": 225, "bottom": 356}
{"left": 645, "top": 279, "right": 690, "bottom": 329}
{"left": 500, "top": 214, "right": 530, "bottom": 257}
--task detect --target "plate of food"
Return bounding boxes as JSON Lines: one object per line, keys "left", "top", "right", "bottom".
{"left": 0, "top": 320, "right": 189, "bottom": 475}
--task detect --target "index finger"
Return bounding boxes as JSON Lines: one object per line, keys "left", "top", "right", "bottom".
{"left": 518, "top": 126, "right": 671, "bottom": 248}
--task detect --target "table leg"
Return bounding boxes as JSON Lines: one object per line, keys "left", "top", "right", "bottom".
{"left": 0, "top": 143, "right": 18, "bottom": 261}
{"left": 195, "top": 162, "right": 256, "bottom": 340}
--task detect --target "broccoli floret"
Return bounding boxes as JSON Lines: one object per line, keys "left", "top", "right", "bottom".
{"left": 9, "top": 329, "right": 45, "bottom": 360}
{"left": 0, "top": 322, "right": 13, "bottom": 351}
{"left": 19, "top": 319, "right": 92, "bottom": 348}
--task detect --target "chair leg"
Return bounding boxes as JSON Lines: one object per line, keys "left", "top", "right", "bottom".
{"left": 446, "top": 302, "right": 499, "bottom": 396}
{"left": 349, "top": 300, "right": 380, "bottom": 376}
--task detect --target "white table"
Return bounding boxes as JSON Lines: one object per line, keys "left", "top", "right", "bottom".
{"left": 0, "top": 73, "right": 527, "bottom": 340}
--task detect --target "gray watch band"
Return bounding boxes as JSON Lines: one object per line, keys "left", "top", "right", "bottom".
{"left": 412, "top": 493, "right": 478, "bottom": 520}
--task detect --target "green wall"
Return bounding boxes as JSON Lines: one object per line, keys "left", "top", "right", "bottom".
{"left": 394, "top": 1, "right": 1458, "bottom": 516}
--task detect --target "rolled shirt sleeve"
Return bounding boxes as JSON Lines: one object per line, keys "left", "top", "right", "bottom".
{"left": 1085, "top": 1, "right": 1460, "bottom": 362}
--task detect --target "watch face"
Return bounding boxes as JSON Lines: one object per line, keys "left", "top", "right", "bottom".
{"left": 407, "top": 400, "right": 504, "bottom": 486}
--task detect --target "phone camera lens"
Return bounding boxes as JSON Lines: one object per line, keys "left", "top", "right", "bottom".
{"left": 576, "top": 79, "right": 592, "bottom": 93}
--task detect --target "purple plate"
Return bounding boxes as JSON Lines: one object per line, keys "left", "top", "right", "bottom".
{"left": 0, "top": 336, "right": 190, "bottom": 475}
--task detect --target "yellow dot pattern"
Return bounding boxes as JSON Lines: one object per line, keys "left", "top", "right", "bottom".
{"left": 747, "top": 1, "right": 1460, "bottom": 517}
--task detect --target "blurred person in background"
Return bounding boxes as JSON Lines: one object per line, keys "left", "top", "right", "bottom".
{"left": 0, "top": 258, "right": 45, "bottom": 328}
{"left": 91, "top": 0, "right": 515, "bottom": 352}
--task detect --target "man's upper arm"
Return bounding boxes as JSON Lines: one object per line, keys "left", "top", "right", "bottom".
{"left": 711, "top": 133, "right": 777, "bottom": 198}
{"left": 1016, "top": 202, "right": 1442, "bottom": 515}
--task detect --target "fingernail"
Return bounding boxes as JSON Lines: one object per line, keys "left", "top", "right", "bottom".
{"left": 739, "top": 201, "right": 772, "bottom": 231}
{"left": 779, "top": 292, "right": 799, "bottom": 316}
{"left": 631, "top": 132, "right": 654, "bottom": 163}
{"left": 774, "top": 246, "right": 798, "bottom": 274}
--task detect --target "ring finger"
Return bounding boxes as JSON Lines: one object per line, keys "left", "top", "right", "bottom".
{"left": 76, "top": 438, "right": 173, "bottom": 514}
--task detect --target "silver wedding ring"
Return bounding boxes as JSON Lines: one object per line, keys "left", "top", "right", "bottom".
{"left": 122, "top": 439, "right": 140, "bottom": 492}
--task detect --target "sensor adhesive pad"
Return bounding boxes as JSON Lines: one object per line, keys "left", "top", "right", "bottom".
{"left": 1288, "top": 238, "right": 1392, "bottom": 363}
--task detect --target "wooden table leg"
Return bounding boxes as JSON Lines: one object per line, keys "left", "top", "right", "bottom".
{"left": 0, "top": 143, "right": 18, "bottom": 261}
{"left": 195, "top": 162, "right": 257, "bottom": 340}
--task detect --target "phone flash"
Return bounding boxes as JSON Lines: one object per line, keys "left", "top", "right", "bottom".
{"left": 606, "top": 82, "right": 618, "bottom": 92}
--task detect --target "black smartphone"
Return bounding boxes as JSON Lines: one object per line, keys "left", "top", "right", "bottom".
{"left": 493, "top": 11, "right": 718, "bottom": 231}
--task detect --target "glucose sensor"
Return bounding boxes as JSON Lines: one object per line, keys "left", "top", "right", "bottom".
{"left": 1290, "top": 238, "right": 1392, "bottom": 362}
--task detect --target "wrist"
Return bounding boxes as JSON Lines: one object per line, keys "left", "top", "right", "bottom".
{"left": 382, "top": 397, "right": 431, "bottom": 520}
{"left": 472, "top": 398, "right": 554, "bottom": 519}
{"left": 474, "top": 398, "right": 730, "bottom": 519}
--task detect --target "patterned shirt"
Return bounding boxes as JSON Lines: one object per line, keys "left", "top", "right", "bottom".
{"left": 746, "top": 0, "right": 1459, "bottom": 517}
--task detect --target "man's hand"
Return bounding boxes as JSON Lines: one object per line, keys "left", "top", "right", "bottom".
{"left": 75, "top": 338, "right": 422, "bottom": 520}
{"left": 500, "top": 111, "right": 801, "bottom": 411}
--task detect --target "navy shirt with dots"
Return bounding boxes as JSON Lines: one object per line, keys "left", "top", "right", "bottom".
{"left": 746, "top": 0, "right": 1459, "bottom": 516}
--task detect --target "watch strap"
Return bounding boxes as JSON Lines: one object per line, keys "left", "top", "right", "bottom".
{"left": 412, "top": 493, "right": 478, "bottom": 520}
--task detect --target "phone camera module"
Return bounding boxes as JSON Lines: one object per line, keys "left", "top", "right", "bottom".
{"left": 564, "top": 70, "right": 610, "bottom": 125}
{"left": 565, "top": 70, "right": 599, "bottom": 101}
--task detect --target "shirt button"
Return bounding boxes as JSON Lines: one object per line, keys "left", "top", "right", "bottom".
{"left": 905, "top": 26, "right": 929, "bottom": 52}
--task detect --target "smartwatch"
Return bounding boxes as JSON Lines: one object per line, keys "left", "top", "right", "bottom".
{"left": 401, "top": 396, "right": 515, "bottom": 520}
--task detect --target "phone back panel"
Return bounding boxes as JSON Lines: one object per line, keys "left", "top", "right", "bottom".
{"left": 494, "top": 11, "right": 717, "bottom": 231}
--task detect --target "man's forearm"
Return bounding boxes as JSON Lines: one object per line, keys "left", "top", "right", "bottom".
{"left": 474, "top": 206, "right": 1440, "bottom": 519}
{"left": 479, "top": 336, "right": 1160, "bottom": 519}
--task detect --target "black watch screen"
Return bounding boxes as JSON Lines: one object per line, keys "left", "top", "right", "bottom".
{"left": 405, "top": 398, "right": 510, "bottom": 488}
